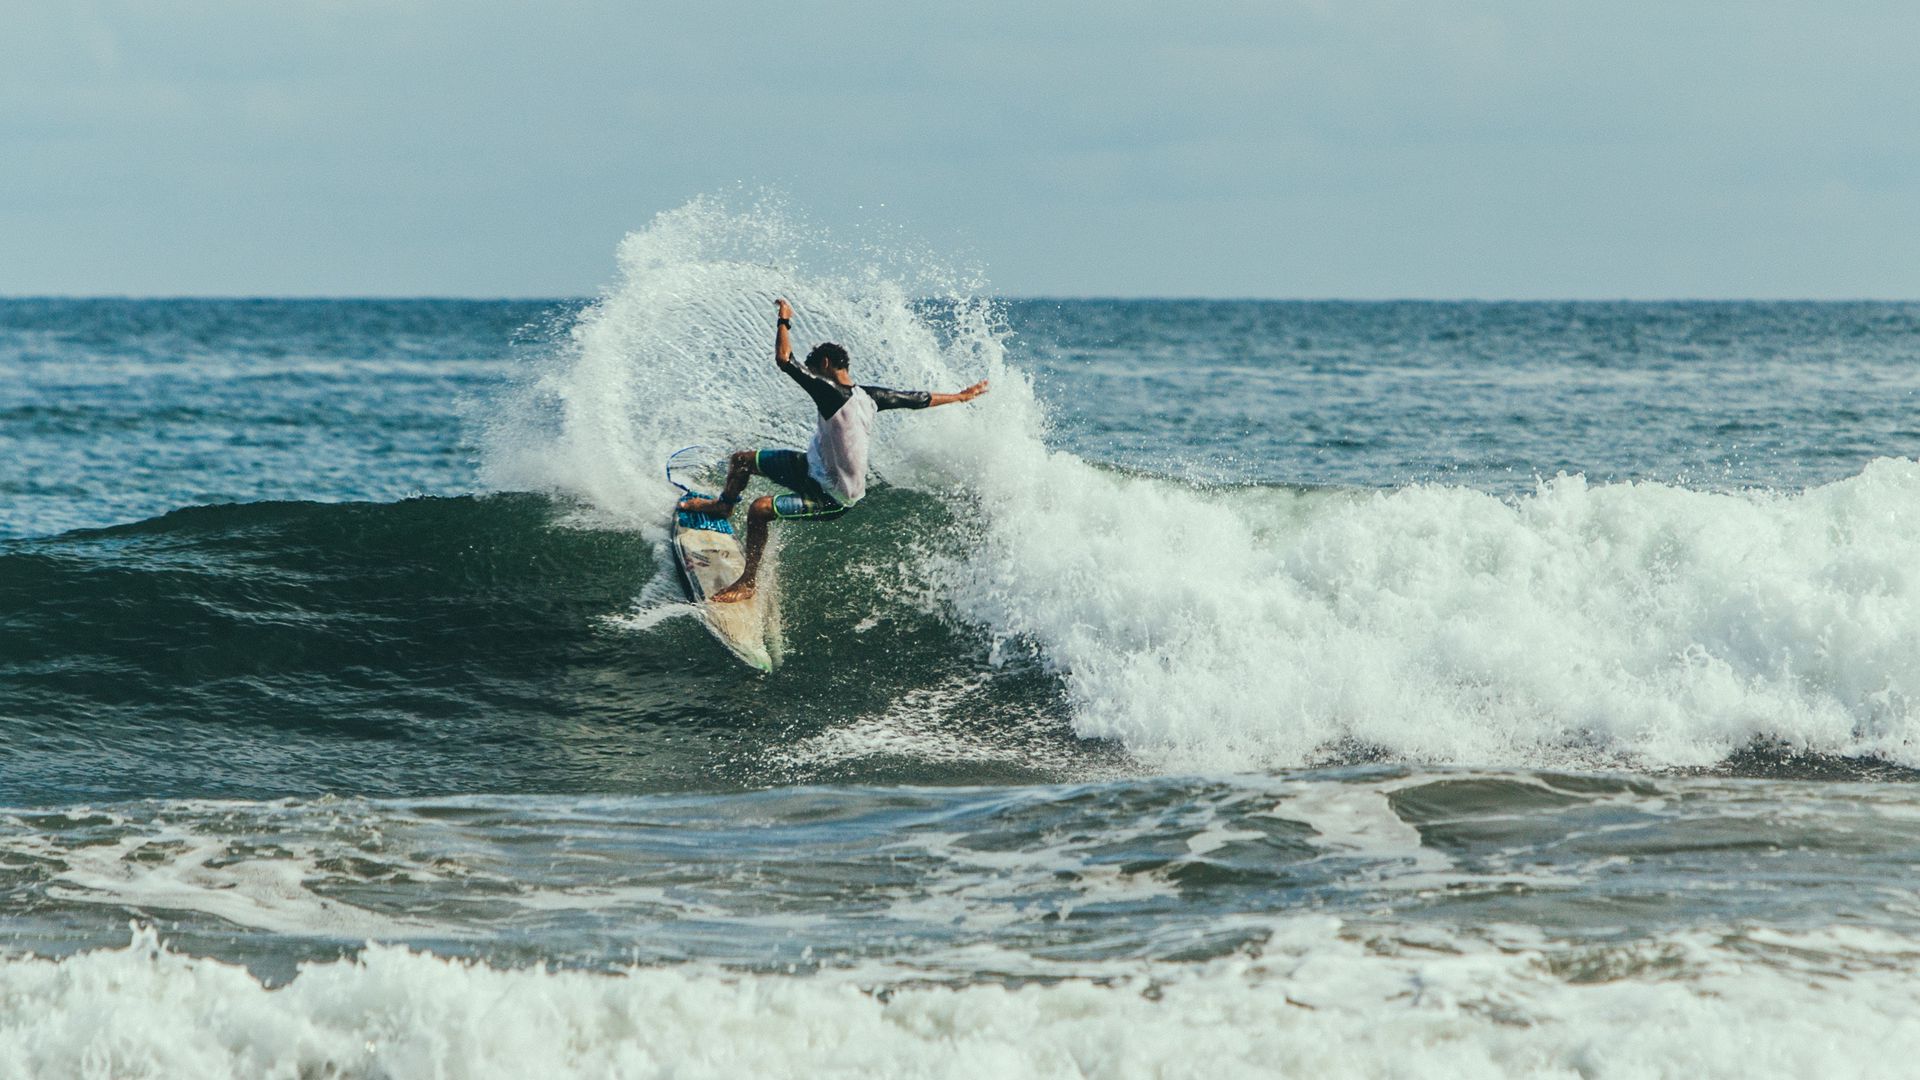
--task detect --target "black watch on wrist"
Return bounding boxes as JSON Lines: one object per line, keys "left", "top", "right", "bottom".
{"left": 777, "top": 317, "right": 791, "bottom": 328}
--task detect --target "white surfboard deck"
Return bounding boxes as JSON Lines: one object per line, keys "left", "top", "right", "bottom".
{"left": 671, "top": 516, "right": 775, "bottom": 673}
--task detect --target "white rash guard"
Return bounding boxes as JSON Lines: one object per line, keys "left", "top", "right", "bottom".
{"left": 807, "top": 385, "right": 878, "bottom": 504}
{"left": 778, "top": 357, "right": 932, "bottom": 506}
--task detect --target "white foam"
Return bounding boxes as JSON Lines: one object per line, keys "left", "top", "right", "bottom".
{"left": 944, "top": 459, "right": 1920, "bottom": 771}
{"left": 599, "top": 602, "right": 699, "bottom": 633}
{"left": 764, "top": 674, "right": 1106, "bottom": 779}
{"left": 876, "top": 816, "right": 1185, "bottom": 931}
{"left": 479, "top": 197, "right": 1920, "bottom": 772}
{"left": 7, "top": 922, "right": 1920, "bottom": 1079}
{"left": 9, "top": 808, "right": 471, "bottom": 941}
{"left": 1184, "top": 820, "right": 1265, "bottom": 857}
{"left": 1261, "top": 782, "right": 1448, "bottom": 870}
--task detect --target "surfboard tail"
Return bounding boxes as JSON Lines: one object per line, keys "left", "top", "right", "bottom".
{"left": 670, "top": 505, "right": 775, "bottom": 673}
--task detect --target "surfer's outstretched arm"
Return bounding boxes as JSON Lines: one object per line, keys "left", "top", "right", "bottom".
{"left": 858, "top": 380, "right": 988, "bottom": 413}
{"left": 928, "top": 380, "right": 989, "bottom": 407}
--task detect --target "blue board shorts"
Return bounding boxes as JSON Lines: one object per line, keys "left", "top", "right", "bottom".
{"left": 754, "top": 449, "right": 849, "bottom": 520}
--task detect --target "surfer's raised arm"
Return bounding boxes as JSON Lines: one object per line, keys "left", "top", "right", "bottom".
{"left": 769, "top": 299, "right": 984, "bottom": 407}
{"left": 774, "top": 298, "right": 795, "bottom": 364}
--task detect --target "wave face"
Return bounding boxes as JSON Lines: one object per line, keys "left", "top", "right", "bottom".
{"left": 0, "top": 493, "right": 1089, "bottom": 803}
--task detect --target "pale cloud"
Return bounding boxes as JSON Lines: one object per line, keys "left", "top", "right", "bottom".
{"left": 1, "top": 0, "right": 1915, "bottom": 297}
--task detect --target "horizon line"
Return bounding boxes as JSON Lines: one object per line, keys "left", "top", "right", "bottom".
{"left": 4, "top": 293, "right": 1919, "bottom": 305}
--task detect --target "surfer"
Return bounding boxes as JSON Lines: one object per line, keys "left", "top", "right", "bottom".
{"left": 678, "top": 298, "right": 988, "bottom": 603}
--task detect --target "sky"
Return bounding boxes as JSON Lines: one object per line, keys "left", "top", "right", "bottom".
{"left": 4, "top": 1, "right": 1918, "bottom": 299}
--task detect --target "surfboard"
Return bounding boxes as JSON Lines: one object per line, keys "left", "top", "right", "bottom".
{"left": 670, "top": 497, "right": 775, "bottom": 673}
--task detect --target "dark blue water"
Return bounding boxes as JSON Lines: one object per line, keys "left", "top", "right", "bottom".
{"left": 0, "top": 298, "right": 565, "bottom": 539}
{"left": 1017, "top": 299, "right": 1920, "bottom": 492}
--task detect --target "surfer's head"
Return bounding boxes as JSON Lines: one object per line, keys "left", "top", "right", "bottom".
{"left": 804, "top": 342, "right": 850, "bottom": 375}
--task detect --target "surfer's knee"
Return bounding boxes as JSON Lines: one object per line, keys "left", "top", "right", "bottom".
{"left": 748, "top": 496, "right": 776, "bottom": 520}
{"left": 731, "top": 450, "right": 757, "bottom": 474}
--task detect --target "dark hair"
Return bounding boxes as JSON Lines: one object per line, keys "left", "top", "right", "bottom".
{"left": 805, "top": 342, "right": 851, "bottom": 372}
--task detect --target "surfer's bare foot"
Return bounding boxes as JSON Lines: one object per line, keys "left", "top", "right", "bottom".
{"left": 678, "top": 495, "right": 734, "bottom": 517}
{"left": 710, "top": 581, "right": 755, "bottom": 604}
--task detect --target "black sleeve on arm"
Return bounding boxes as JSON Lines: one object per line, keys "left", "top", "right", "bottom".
{"left": 864, "top": 386, "right": 932, "bottom": 411}
{"left": 779, "top": 358, "right": 852, "bottom": 418}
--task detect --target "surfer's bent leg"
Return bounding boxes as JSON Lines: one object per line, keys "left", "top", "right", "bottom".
{"left": 679, "top": 450, "right": 765, "bottom": 517}
{"left": 711, "top": 467, "right": 847, "bottom": 603}
{"left": 720, "top": 450, "right": 757, "bottom": 503}
{"left": 713, "top": 497, "right": 778, "bottom": 602}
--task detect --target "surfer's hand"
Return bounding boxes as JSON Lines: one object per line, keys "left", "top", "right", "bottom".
{"left": 928, "top": 380, "right": 989, "bottom": 408}
{"left": 775, "top": 298, "right": 794, "bottom": 321}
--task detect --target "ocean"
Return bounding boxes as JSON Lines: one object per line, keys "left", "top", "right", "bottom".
{"left": 5, "top": 202, "right": 1920, "bottom": 1076}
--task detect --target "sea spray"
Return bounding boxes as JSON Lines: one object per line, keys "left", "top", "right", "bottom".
{"left": 476, "top": 196, "right": 1005, "bottom": 527}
